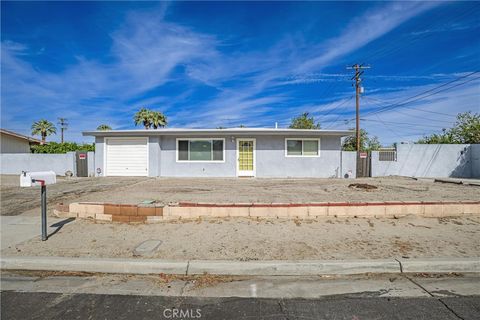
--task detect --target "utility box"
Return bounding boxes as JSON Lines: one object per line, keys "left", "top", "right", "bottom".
{"left": 20, "top": 171, "right": 56, "bottom": 187}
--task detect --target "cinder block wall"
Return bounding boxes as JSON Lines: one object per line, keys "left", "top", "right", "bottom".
{"left": 0, "top": 152, "right": 76, "bottom": 176}
{"left": 371, "top": 144, "right": 479, "bottom": 178}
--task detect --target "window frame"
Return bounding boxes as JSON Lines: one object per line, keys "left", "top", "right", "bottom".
{"left": 285, "top": 138, "right": 321, "bottom": 158}
{"left": 176, "top": 138, "right": 226, "bottom": 163}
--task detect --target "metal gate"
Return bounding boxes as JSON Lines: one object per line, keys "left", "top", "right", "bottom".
{"left": 76, "top": 151, "right": 88, "bottom": 177}
{"left": 356, "top": 151, "right": 371, "bottom": 178}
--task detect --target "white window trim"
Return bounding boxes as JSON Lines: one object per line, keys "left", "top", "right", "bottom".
{"left": 285, "top": 138, "right": 321, "bottom": 157}
{"left": 176, "top": 138, "right": 226, "bottom": 163}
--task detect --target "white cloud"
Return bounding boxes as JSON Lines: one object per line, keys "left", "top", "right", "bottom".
{"left": 297, "top": 1, "right": 441, "bottom": 72}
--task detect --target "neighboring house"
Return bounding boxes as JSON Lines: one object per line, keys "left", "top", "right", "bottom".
{"left": 83, "top": 128, "right": 353, "bottom": 178}
{"left": 0, "top": 129, "right": 41, "bottom": 153}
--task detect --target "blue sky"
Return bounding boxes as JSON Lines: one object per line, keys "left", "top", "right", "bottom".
{"left": 1, "top": 1, "right": 479, "bottom": 145}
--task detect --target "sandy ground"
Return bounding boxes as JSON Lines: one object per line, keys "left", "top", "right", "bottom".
{"left": 0, "top": 175, "right": 149, "bottom": 216}
{"left": 2, "top": 175, "right": 479, "bottom": 216}
{"left": 3, "top": 215, "right": 479, "bottom": 260}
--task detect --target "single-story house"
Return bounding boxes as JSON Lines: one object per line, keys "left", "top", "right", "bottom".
{"left": 82, "top": 128, "right": 353, "bottom": 178}
{"left": 0, "top": 128, "right": 41, "bottom": 153}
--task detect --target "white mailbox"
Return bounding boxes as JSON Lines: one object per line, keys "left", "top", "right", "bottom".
{"left": 20, "top": 171, "right": 57, "bottom": 187}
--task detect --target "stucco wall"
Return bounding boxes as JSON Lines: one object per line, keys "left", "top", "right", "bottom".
{"left": 94, "top": 136, "right": 105, "bottom": 177}
{"left": 255, "top": 135, "right": 341, "bottom": 178}
{"left": 0, "top": 134, "right": 32, "bottom": 153}
{"left": 159, "top": 136, "right": 236, "bottom": 177}
{"left": 371, "top": 144, "right": 477, "bottom": 178}
{"left": 158, "top": 135, "right": 343, "bottom": 178}
{"left": 341, "top": 151, "right": 357, "bottom": 178}
{"left": 0, "top": 152, "right": 76, "bottom": 176}
{"left": 148, "top": 136, "right": 161, "bottom": 177}
{"left": 471, "top": 144, "right": 480, "bottom": 178}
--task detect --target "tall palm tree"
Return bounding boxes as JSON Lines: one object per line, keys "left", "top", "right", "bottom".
{"left": 97, "top": 124, "right": 112, "bottom": 131}
{"left": 31, "top": 119, "right": 56, "bottom": 144}
{"left": 134, "top": 107, "right": 152, "bottom": 129}
{"left": 151, "top": 111, "right": 167, "bottom": 129}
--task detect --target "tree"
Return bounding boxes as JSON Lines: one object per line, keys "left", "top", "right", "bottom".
{"left": 151, "top": 111, "right": 167, "bottom": 129}
{"left": 134, "top": 107, "right": 152, "bottom": 129}
{"left": 449, "top": 111, "right": 480, "bottom": 143}
{"left": 31, "top": 119, "right": 56, "bottom": 144}
{"left": 97, "top": 124, "right": 112, "bottom": 131}
{"left": 342, "top": 129, "right": 381, "bottom": 151}
{"left": 289, "top": 112, "right": 321, "bottom": 129}
{"left": 134, "top": 108, "right": 167, "bottom": 129}
{"left": 417, "top": 112, "right": 479, "bottom": 144}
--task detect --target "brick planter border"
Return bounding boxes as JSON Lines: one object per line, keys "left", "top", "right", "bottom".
{"left": 54, "top": 201, "right": 480, "bottom": 223}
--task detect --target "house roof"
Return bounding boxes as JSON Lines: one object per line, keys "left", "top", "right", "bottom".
{"left": 83, "top": 128, "right": 354, "bottom": 137}
{"left": 0, "top": 128, "right": 42, "bottom": 144}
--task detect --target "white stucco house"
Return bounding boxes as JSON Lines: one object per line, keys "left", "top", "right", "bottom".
{"left": 83, "top": 128, "right": 354, "bottom": 178}
{"left": 0, "top": 129, "right": 41, "bottom": 154}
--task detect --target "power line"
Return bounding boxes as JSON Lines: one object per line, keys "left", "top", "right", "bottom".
{"left": 319, "top": 95, "right": 354, "bottom": 120}
{"left": 362, "top": 96, "right": 457, "bottom": 117}
{"left": 363, "top": 71, "right": 480, "bottom": 116}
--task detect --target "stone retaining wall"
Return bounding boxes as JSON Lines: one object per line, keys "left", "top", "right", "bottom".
{"left": 54, "top": 201, "right": 480, "bottom": 223}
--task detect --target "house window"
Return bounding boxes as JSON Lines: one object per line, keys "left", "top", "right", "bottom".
{"left": 177, "top": 139, "right": 224, "bottom": 162}
{"left": 285, "top": 139, "right": 320, "bottom": 157}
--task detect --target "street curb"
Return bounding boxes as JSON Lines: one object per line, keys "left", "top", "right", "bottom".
{"left": 0, "top": 256, "right": 188, "bottom": 275}
{"left": 187, "top": 259, "right": 399, "bottom": 275}
{"left": 1, "top": 256, "right": 479, "bottom": 276}
{"left": 397, "top": 258, "right": 480, "bottom": 273}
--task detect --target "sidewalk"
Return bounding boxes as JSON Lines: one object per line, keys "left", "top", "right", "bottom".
{"left": 0, "top": 216, "right": 74, "bottom": 250}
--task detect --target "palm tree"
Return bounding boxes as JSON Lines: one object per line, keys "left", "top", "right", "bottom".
{"left": 97, "top": 124, "right": 112, "bottom": 131}
{"left": 31, "top": 119, "right": 56, "bottom": 144}
{"left": 134, "top": 107, "right": 152, "bottom": 129}
{"left": 134, "top": 108, "right": 167, "bottom": 129}
{"left": 151, "top": 111, "right": 167, "bottom": 129}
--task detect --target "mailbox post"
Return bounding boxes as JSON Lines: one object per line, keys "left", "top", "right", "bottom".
{"left": 20, "top": 171, "right": 56, "bottom": 241}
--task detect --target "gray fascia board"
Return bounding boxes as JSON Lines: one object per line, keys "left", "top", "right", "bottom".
{"left": 83, "top": 129, "right": 354, "bottom": 137}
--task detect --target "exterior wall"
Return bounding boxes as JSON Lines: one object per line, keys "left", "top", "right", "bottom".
{"left": 159, "top": 136, "right": 236, "bottom": 177}
{"left": 158, "top": 135, "right": 343, "bottom": 178}
{"left": 371, "top": 144, "right": 477, "bottom": 178}
{"left": 0, "top": 133, "right": 32, "bottom": 153}
{"left": 341, "top": 151, "right": 357, "bottom": 178}
{"left": 255, "top": 135, "right": 341, "bottom": 178}
{"left": 0, "top": 152, "right": 76, "bottom": 176}
{"left": 472, "top": 144, "right": 480, "bottom": 178}
{"left": 94, "top": 136, "right": 105, "bottom": 177}
{"left": 87, "top": 151, "right": 95, "bottom": 177}
{"left": 148, "top": 136, "right": 161, "bottom": 177}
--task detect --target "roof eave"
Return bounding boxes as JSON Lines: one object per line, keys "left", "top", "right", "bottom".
{"left": 83, "top": 129, "right": 354, "bottom": 137}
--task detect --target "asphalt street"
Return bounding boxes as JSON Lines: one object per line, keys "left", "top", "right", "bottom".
{"left": 2, "top": 291, "right": 479, "bottom": 320}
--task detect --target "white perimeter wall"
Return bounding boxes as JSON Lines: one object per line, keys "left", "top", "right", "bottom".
{"left": 0, "top": 152, "right": 77, "bottom": 176}
{"left": 371, "top": 144, "right": 479, "bottom": 178}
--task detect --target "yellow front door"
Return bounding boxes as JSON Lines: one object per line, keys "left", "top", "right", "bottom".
{"left": 237, "top": 139, "right": 255, "bottom": 176}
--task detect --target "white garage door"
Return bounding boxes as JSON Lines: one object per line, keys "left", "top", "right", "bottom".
{"left": 105, "top": 138, "right": 148, "bottom": 176}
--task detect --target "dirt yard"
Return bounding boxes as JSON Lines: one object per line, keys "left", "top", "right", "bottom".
{"left": 3, "top": 215, "right": 479, "bottom": 260}
{"left": 2, "top": 175, "right": 479, "bottom": 216}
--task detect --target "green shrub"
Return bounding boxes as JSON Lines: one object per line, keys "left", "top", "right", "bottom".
{"left": 31, "top": 142, "right": 95, "bottom": 154}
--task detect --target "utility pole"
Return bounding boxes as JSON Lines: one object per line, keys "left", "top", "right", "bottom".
{"left": 346, "top": 64, "right": 370, "bottom": 151}
{"left": 58, "top": 118, "right": 68, "bottom": 143}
